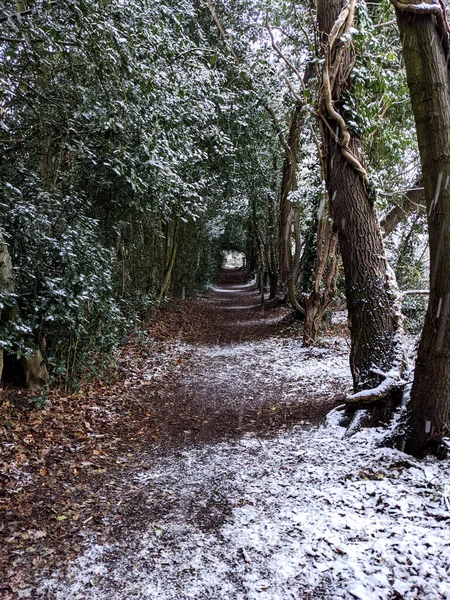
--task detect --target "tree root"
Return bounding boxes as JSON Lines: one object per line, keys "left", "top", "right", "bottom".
{"left": 344, "top": 408, "right": 371, "bottom": 438}
{"left": 345, "top": 367, "right": 408, "bottom": 405}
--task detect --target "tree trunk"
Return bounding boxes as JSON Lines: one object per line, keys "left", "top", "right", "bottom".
{"left": 267, "top": 159, "right": 279, "bottom": 300}
{"left": 393, "top": 3, "right": 450, "bottom": 456}
{"left": 303, "top": 205, "right": 339, "bottom": 346}
{"left": 316, "top": 0, "right": 406, "bottom": 398}
{"left": 0, "top": 231, "right": 48, "bottom": 391}
{"left": 156, "top": 218, "right": 180, "bottom": 305}
{"left": 287, "top": 201, "right": 303, "bottom": 315}
{"left": 279, "top": 101, "right": 303, "bottom": 293}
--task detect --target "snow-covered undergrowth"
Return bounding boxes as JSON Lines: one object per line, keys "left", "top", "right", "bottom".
{"left": 39, "top": 423, "right": 450, "bottom": 600}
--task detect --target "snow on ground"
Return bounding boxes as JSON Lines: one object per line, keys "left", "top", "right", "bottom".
{"left": 28, "top": 319, "right": 445, "bottom": 600}
{"left": 38, "top": 421, "right": 450, "bottom": 600}
{"left": 188, "top": 337, "right": 352, "bottom": 407}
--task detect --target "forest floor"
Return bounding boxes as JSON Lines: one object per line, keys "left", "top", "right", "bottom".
{"left": 1, "top": 269, "right": 450, "bottom": 600}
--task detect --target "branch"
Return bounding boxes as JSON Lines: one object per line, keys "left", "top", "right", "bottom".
{"left": 203, "top": 0, "right": 240, "bottom": 65}
{"left": 345, "top": 368, "right": 407, "bottom": 405}
{"left": 291, "top": 0, "right": 315, "bottom": 53}
{"left": 401, "top": 289, "right": 429, "bottom": 296}
{"left": 202, "top": 1, "right": 291, "bottom": 153}
{"left": 380, "top": 183, "right": 425, "bottom": 237}
{"left": 265, "top": 105, "right": 290, "bottom": 154}
{"left": 373, "top": 19, "right": 396, "bottom": 29}
{"left": 265, "top": 18, "right": 305, "bottom": 89}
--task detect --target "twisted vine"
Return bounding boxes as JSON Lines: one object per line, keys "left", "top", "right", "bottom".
{"left": 320, "top": 0, "right": 370, "bottom": 187}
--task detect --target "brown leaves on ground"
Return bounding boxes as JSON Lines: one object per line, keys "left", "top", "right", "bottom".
{"left": 0, "top": 269, "right": 344, "bottom": 595}
{"left": 0, "top": 331, "right": 192, "bottom": 595}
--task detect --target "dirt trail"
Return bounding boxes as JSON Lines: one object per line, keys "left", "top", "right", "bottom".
{"left": 2, "top": 271, "right": 447, "bottom": 600}
{"left": 152, "top": 268, "right": 349, "bottom": 448}
{"left": 1, "top": 269, "right": 353, "bottom": 599}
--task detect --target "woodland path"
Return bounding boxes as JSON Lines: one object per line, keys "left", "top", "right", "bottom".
{"left": 149, "top": 268, "right": 350, "bottom": 448}
{"left": 7, "top": 273, "right": 450, "bottom": 600}
{"left": 1, "top": 269, "right": 353, "bottom": 599}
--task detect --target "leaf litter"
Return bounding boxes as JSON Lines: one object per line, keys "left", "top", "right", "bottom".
{"left": 2, "top": 269, "right": 449, "bottom": 599}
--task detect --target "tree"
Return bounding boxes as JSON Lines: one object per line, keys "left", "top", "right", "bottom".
{"left": 278, "top": 101, "right": 304, "bottom": 307}
{"left": 315, "top": 0, "right": 407, "bottom": 403}
{"left": 391, "top": 0, "right": 450, "bottom": 456}
{"left": 0, "top": 0, "right": 251, "bottom": 386}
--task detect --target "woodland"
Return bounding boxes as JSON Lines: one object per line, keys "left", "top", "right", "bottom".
{"left": 1, "top": 0, "right": 450, "bottom": 596}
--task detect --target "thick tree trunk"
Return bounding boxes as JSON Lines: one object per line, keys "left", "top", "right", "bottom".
{"left": 317, "top": 0, "right": 406, "bottom": 396}
{"left": 393, "top": 5, "right": 450, "bottom": 456}
{"left": 329, "top": 140, "right": 400, "bottom": 390}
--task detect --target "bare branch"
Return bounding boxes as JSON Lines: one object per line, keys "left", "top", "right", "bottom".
{"left": 265, "top": 17, "right": 305, "bottom": 89}
{"left": 203, "top": 0, "right": 240, "bottom": 66}
{"left": 380, "top": 184, "right": 425, "bottom": 237}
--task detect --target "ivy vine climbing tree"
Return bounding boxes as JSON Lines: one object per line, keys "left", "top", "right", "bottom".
{"left": 315, "top": 0, "right": 408, "bottom": 407}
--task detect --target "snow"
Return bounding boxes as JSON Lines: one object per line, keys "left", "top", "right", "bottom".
{"left": 26, "top": 317, "right": 448, "bottom": 600}
{"left": 210, "top": 280, "right": 258, "bottom": 293}
{"left": 187, "top": 336, "right": 352, "bottom": 409}
{"left": 38, "top": 423, "right": 450, "bottom": 599}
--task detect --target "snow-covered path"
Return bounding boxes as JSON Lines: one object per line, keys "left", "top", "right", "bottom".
{"left": 11, "top": 272, "right": 450, "bottom": 599}
{"left": 39, "top": 424, "right": 450, "bottom": 600}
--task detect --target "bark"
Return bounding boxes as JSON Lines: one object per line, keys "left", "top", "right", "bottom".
{"left": 393, "top": 5, "right": 450, "bottom": 456}
{"left": 279, "top": 102, "right": 303, "bottom": 292}
{"left": 303, "top": 207, "right": 339, "bottom": 346}
{"left": 316, "top": 0, "right": 406, "bottom": 395}
{"left": 267, "top": 159, "right": 279, "bottom": 300}
{"left": 156, "top": 219, "right": 180, "bottom": 305}
{"left": 287, "top": 201, "right": 305, "bottom": 315}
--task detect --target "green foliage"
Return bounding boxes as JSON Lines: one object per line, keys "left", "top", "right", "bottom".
{"left": 351, "top": 0, "right": 420, "bottom": 202}
{"left": 0, "top": 0, "right": 255, "bottom": 384}
{"left": 0, "top": 0, "right": 429, "bottom": 388}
